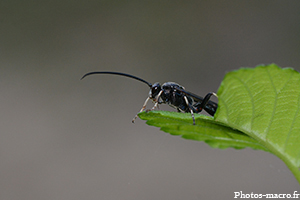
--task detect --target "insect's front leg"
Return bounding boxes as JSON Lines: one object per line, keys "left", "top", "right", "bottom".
{"left": 147, "top": 90, "right": 163, "bottom": 112}
{"left": 132, "top": 97, "right": 150, "bottom": 123}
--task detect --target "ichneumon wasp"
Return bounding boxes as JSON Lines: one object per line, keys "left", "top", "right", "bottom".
{"left": 81, "top": 71, "right": 218, "bottom": 125}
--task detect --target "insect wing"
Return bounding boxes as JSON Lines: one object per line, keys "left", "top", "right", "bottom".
{"left": 174, "top": 86, "right": 205, "bottom": 103}
{"left": 174, "top": 86, "right": 218, "bottom": 115}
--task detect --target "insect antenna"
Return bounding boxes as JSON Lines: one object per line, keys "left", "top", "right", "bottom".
{"left": 81, "top": 71, "right": 152, "bottom": 87}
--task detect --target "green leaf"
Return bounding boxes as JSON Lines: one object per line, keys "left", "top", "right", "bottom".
{"left": 138, "top": 111, "right": 268, "bottom": 151}
{"left": 216, "top": 64, "right": 300, "bottom": 183}
{"left": 139, "top": 64, "right": 300, "bottom": 183}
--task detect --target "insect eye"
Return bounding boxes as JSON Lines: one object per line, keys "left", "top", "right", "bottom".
{"left": 150, "top": 83, "right": 161, "bottom": 98}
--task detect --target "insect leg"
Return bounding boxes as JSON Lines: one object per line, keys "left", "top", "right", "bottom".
{"left": 184, "top": 96, "right": 196, "bottom": 125}
{"left": 196, "top": 92, "right": 218, "bottom": 113}
{"left": 132, "top": 97, "right": 150, "bottom": 123}
{"left": 149, "top": 90, "right": 163, "bottom": 111}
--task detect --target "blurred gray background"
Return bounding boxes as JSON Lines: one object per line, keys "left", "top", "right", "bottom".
{"left": 1, "top": 1, "right": 300, "bottom": 199}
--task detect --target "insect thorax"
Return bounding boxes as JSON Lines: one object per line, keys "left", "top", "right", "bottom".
{"left": 160, "top": 82, "right": 193, "bottom": 111}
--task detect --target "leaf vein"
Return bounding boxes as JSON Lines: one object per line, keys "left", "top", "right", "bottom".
{"left": 264, "top": 68, "right": 278, "bottom": 139}
{"left": 231, "top": 74, "right": 255, "bottom": 129}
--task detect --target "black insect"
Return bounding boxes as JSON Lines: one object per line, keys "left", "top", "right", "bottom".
{"left": 81, "top": 71, "right": 218, "bottom": 125}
